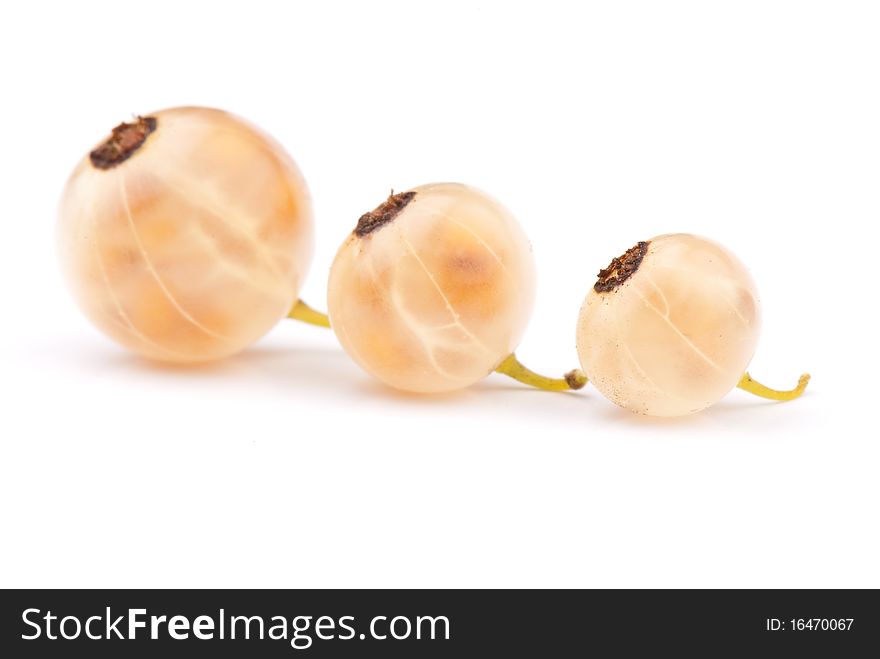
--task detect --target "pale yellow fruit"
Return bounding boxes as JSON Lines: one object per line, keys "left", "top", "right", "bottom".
{"left": 58, "top": 107, "right": 313, "bottom": 362}
{"left": 576, "top": 234, "right": 762, "bottom": 416}
{"left": 328, "top": 183, "right": 536, "bottom": 393}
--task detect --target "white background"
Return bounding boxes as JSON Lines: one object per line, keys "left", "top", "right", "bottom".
{"left": 1, "top": 1, "right": 877, "bottom": 588}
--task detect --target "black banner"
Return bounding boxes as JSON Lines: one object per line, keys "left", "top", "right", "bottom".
{"left": 1, "top": 589, "right": 876, "bottom": 656}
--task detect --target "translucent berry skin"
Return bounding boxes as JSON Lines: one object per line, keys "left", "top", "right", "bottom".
{"left": 57, "top": 107, "right": 313, "bottom": 362}
{"left": 328, "top": 182, "right": 536, "bottom": 393}
{"left": 576, "top": 234, "right": 762, "bottom": 416}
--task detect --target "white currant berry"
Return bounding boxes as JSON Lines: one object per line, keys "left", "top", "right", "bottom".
{"left": 58, "top": 107, "right": 314, "bottom": 362}
{"left": 327, "top": 183, "right": 571, "bottom": 393}
{"left": 576, "top": 234, "right": 808, "bottom": 416}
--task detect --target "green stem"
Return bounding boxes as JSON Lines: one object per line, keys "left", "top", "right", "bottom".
{"left": 288, "top": 299, "right": 331, "bottom": 328}
{"left": 737, "top": 371, "right": 810, "bottom": 401}
{"left": 495, "top": 353, "right": 587, "bottom": 392}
